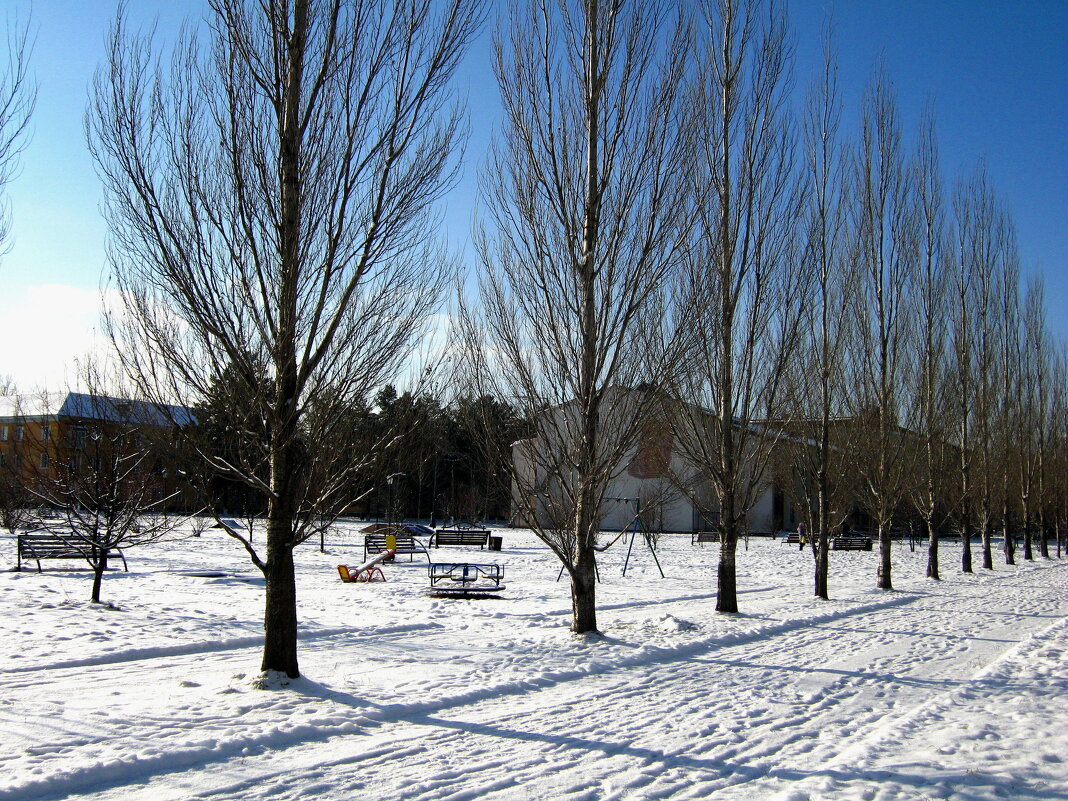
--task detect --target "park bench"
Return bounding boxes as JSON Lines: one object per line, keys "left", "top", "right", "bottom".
{"left": 692, "top": 531, "right": 719, "bottom": 545}
{"left": 781, "top": 532, "right": 802, "bottom": 545}
{"left": 363, "top": 531, "right": 427, "bottom": 561}
{"left": 431, "top": 528, "right": 491, "bottom": 549}
{"left": 832, "top": 536, "right": 873, "bottom": 551}
{"left": 16, "top": 532, "right": 128, "bottom": 573}
{"left": 428, "top": 562, "right": 505, "bottom": 595}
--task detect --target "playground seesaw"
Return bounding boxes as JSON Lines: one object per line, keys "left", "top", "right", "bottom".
{"left": 337, "top": 549, "right": 397, "bottom": 583}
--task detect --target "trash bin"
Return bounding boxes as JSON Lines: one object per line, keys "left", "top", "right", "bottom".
{"left": 488, "top": 536, "right": 503, "bottom": 551}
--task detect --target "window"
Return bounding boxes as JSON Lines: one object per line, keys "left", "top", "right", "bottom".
{"left": 14, "top": 425, "right": 23, "bottom": 442}
{"left": 68, "top": 427, "right": 87, "bottom": 449}
{"left": 39, "top": 452, "right": 49, "bottom": 470}
{"left": 0, "top": 425, "right": 7, "bottom": 441}
{"left": 40, "top": 424, "right": 51, "bottom": 441}
{"left": 0, "top": 452, "right": 5, "bottom": 467}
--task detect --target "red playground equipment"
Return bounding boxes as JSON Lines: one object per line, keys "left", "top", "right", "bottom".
{"left": 338, "top": 548, "right": 396, "bottom": 583}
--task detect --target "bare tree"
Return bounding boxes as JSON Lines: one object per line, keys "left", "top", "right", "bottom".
{"left": 0, "top": 9, "right": 35, "bottom": 255}
{"left": 907, "top": 105, "right": 950, "bottom": 581}
{"left": 88, "top": 0, "right": 482, "bottom": 677}
{"left": 994, "top": 239, "right": 1021, "bottom": 565}
{"left": 949, "top": 174, "right": 975, "bottom": 573}
{"left": 465, "top": 0, "right": 693, "bottom": 634}
{"left": 26, "top": 389, "right": 182, "bottom": 604}
{"left": 791, "top": 25, "right": 851, "bottom": 599}
{"left": 1038, "top": 344, "right": 1066, "bottom": 559}
{"left": 1050, "top": 350, "right": 1068, "bottom": 559}
{"left": 1017, "top": 276, "right": 1048, "bottom": 560}
{"left": 846, "top": 67, "right": 918, "bottom": 591}
{"left": 952, "top": 165, "right": 1007, "bottom": 571}
{"left": 669, "top": 0, "right": 803, "bottom": 613}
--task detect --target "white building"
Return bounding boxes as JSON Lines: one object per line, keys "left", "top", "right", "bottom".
{"left": 511, "top": 390, "right": 792, "bottom": 535}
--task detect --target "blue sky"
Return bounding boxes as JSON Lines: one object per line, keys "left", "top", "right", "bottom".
{"left": 0, "top": 0, "right": 1065, "bottom": 388}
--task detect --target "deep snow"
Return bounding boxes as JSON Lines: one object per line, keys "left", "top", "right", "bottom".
{"left": 0, "top": 524, "right": 1064, "bottom": 801}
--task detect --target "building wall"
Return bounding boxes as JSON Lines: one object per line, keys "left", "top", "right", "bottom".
{"left": 1, "top": 407, "right": 190, "bottom": 512}
{"left": 511, "top": 402, "right": 781, "bottom": 535}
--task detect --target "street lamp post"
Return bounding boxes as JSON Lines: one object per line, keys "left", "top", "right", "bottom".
{"left": 447, "top": 454, "right": 458, "bottom": 525}
{"left": 386, "top": 472, "right": 405, "bottom": 527}
{"left": 430, "top": 458, "right": 439, "bottom": 528}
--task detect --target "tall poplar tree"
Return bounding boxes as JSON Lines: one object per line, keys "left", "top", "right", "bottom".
{"left": 89, "top": 0, "right": 482, "bottom": 677}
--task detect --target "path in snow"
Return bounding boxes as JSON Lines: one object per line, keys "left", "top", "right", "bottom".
{"left": 3, "top": 559, "right": 1064, "bottom": 801}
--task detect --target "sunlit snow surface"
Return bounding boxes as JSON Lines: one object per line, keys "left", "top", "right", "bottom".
{"left": 0, "top": 525, "right": 1064, "bottom": 800}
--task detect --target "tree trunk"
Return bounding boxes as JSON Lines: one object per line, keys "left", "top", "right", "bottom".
{"left": 926, "top": 518, "right": 939, "bottom": 580}
{"left": 877, "top": 521, "right": 893, "bottom": 590}
{"left": 256, "top": 0, "right": 305, "bottom": 681}
{"left": 815, "top": 331, "right": 831, "bottom": 600}
{"left": 960, "top": 428, "right": 973, "bottom": 573}
{"left": 1022, "top": 500, "right": 1033, "bottom": 560}
{"left": 570, "top": 543, "right": 598, "bottom": 634}
{"left": 261, "top": 533, "right": 299, "bottom": 678}
{"left": 716, "top": 533, "right": 738, "bottom": 613}
{"left": 981, "top": 520, "right": 993, "bottom": 569}
{"left": 85, "top": 545, "right": 111, "bottom": 603}
{"left": 1003, "top": 516, "right": 1015, "bottom": 566}
{"left": 814, "top": 530, "right": 829, "bottom": 600}
{"left": 961, "top": 509, "right": 973, "bottom": 573}
{"left": 260, "top": 403, "right": 301, "bottom": 677}
{"left": 90, "top": 555, "right": 106, "bottom": 604}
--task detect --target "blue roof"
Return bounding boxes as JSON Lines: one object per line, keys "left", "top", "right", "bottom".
{"left": 0, "top": 392, "right": 195, "bottom": 427}
{"left": 58, "top": 393, "right": 196, "bottom": 427}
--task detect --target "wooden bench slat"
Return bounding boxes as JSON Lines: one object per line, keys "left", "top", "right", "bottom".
{"left": 431, "top": 529, "right": 490, "bottom": 548}
{"left": 832, "top": 536, "right": 873, "bottom": 551}
{"left": 16, "top": 533, "right": 128, "bottom": 573}
{"left": 363, "top": 533, "right": 426, "bottom": 561}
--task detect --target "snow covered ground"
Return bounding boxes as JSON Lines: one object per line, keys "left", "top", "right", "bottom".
{"left": 0, "top": 524, "right": 1064, "bottom": 801}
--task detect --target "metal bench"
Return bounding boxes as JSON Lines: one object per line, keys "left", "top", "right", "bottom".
{"left": 431, "top": 528, "right": 491, "bottom": 548}
{"left": 428, "top": 562, "right": 504, "bottom": 595}
{"left": 832, "top": 536, "right": 873, "bottom": 551}
{"left": 363, "top": 531, "right": 427, "bottom": 561}
{"left": 16, "top": 532, "right": 128, "bottom": 573}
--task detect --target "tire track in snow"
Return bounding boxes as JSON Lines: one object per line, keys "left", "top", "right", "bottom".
{"left": 0, "top": 621, "right": 445, "bottom": 678}
{"left": 294, "top": 574, "right": 1067, "bottom": 801}
{"left": 7, "top": 568, "right": 1065, "bottom": 801}
{"left": 761, "top": 616, "right": 1068, "bottom": 801}
{"left": 1, "top": 595, "right": 917, "bottom": 801}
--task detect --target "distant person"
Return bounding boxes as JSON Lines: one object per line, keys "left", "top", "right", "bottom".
{"left": 798, "top": 521, "right": 807, "bottom": 551}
